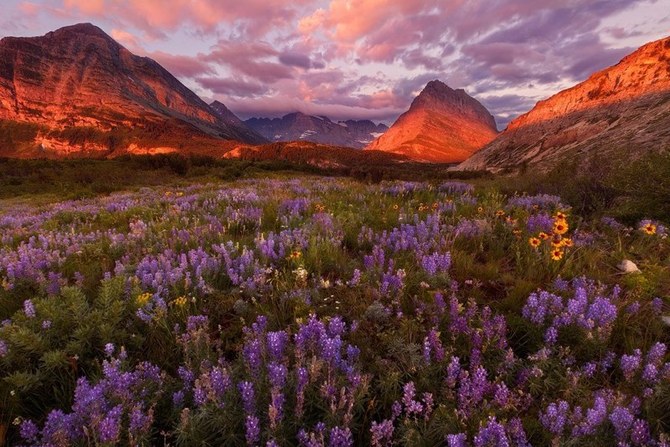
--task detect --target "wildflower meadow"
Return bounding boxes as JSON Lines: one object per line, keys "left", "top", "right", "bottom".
{"left": 0, "top": 176, "right": 668, "bottom": 446}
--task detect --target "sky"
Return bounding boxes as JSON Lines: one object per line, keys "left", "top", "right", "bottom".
{"left": 1, "top": 1, "right": 669, "bottom": 129}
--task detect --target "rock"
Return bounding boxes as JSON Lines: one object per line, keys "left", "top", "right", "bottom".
{"left": 365, "top": 80, "right": 499, "bottom": 163}
{"left": 0, "top": 23, "right": 266, "bottom": 157}
{"left": 618, "top": 259, "right": 641, "bottom": 273}
{"left": 242, "top": 111, "right": 389, "bottom": 149}
{"left": 458, "top": 36, "right": 670, "bottom": 173}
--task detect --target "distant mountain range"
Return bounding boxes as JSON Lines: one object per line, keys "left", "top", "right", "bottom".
{"left": 366, "top": 80, "right": 499, "bottom": 163}
{"left": 0, "top": 23, "right": 265, "bottom": 157}
{"left": 243, "top": 113, "right": 389, "bottom": 149}
{"left": 459, "top": 36, "right": 670, "bottom": 172}
{"left": 1, "top": 23, "right": 669, "bottom": 171}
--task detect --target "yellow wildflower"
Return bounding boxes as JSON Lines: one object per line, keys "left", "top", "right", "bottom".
{"left": 642, "top": 223, "right": 657, "bottom": 235}
{"left": 553, "top": 219, "right": 569, "bottom": 235}
{"left": 136, "top": 292, "right": 152, "bottom": 307}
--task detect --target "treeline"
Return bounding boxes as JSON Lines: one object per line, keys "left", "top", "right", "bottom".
{"left": 0, "top": 154, "right": 491, "bottom": 201}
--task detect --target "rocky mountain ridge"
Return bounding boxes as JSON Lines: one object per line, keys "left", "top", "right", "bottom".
{"left": 366, "top": 80, "right": 498, "bottom": 163}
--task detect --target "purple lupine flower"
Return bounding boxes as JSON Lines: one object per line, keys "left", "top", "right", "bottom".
{"left": 494, "top": 383, "right": 510, "bottom": 408}
{"left": 527, "top": 213, "right": 555, "bottom": 233}
{"left": 328, "top": 316, "right": 346, "bottom": 337}
{"left": 20, "top": 419, "right": 39, "bottom": 442}
{"left": 446, "top": 356, "right": 461, "bottom": 388}
{"left": 104, "top": 343, "right": 115, "bottom": 357}
{"left": 609, "top": 406, "right": 634, "bottom": 439}
{"left": 329, "top": 426, "right": 353, "bottom": 447}
{"left": 544, "top": 326, "right": 558, "bottom": 345}
{"left": 582, "top": 362, "right": 597, "bottom": 378}
{"left": 423, "top": 328, "right": 444, "bottom": 364}
{"left": 626, "top": 302, "right": 641, "bottom": 314}
{"left": 630, "top": 419, "right": 651, "bottom": 445}
{"left": 245, "top": 415, "right": 260, "bottom": 446}
{"left": 243, "top": 338, "right": 264, "bottom": 375}
{"left": 506, "top": 418, "right": 530, "bottom": 447}
{"left": 129, "top": 406, "right": 153, "bottom": 437}
{"left": 446, "top": 433, "right": 467, "bottom": 447}
{"left": 473, "top": 417, "right": 509, "bottom": 447}
{"left": 267, "top": 362, "right": 288, "bottom": 389}
{"left": 41, "top": 319, "right": 51, "bottom": 329}
{"left": 267, "top": 331, "right": 289, "bottom": 361}
{"left": 295, "top": 367, "right": 309, "bottom": 417}
{"left": 620, "top": 350, "right": 642, "bottom": 380}
{"left": 239, "top": 381, "right": 256, "bottom": 415}
{"left": 581, "top": 395, "right": 608, "bottom": 435}
{"left": 647, "top": 343, "right": 667, "bottom": 366}
{"left": 348, "top": 269, "right": 361, "bottom": 287}
{"left": 172, "top": 390, "right": 185, "bottom": 407}
{"left": 0, "top": 339, "right": 7, "bottom": 358}
{"left": 401, "top": 382, "right": 423, "bottom": 416}
{"left": 541, "top": 400, "right": 570, "bottom": 435}
{"left": 98, "top": 405, "right": 123, "bottom": 443}
{"left": 391, "top": 401, "right": 402, "bottom": 419}
{"left": 642, "top": 363, "right": 659, "bottom": 383}
{"left": 600, "top": 351, "right": 617, "bottom": 371}
{"left": 23, "top": 299, "right": 36, "bottom": 318}
{"left": 651, "top": 297, "right": 663, "bottom": 313}
{"left": 178, "top": 366, "right": 195, "bottom": 387}
{"left": 370, "top": 420, "right": 394, "bottom": 447}
{"left": 269, "top": 391, "right": 285, "bottom": 430}
{"left": 210, "top": 366, "right": 232, "bottom": 404}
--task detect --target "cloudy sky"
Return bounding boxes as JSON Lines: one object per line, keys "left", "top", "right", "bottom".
{"left": 2, "top": 0, "right": 669, "bottom": 128}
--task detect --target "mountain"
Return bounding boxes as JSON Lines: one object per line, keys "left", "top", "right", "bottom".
{"left": 365, "top": 80, "right": 498, "bottom": 163}
{"left": 210, "top": 100, "right": 266, "bottom": 145}
{"left": 458, "top": 36, "right": 670, "bottom": 172}
{"left": 0, "top": 23, "right": 265, "bottom": 157}
{"left": 244, "top": 112, "right": 389, "bottom": 149}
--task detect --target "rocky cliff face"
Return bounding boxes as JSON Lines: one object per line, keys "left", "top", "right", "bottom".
{"left": 209, "top": 101, "right": 266, "bottom": 145}
{"left": 458, "top": 36, "right": 670, "bottom": 172}
{"left": 0, "top": 23, "right": 265, "bottom": 157}
{"left": 244, "top": 112, "right": 388, "bottom": 149}
{"left": 365, "top": 80, "right": 498, "bottom": 163}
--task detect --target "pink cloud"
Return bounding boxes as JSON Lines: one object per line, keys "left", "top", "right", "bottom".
{"left": 149, "top": 51, "right": 216, "bottom": 78}
{"left": 61, "top": 0, "right": 319, "bottom": 38}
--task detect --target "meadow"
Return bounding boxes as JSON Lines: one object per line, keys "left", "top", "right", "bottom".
{"left": 0, "top": 169, "right": 669, "bottom": 446}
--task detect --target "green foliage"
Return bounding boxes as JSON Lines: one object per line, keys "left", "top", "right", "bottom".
{"left": 0, "top": 279, "right": 140, "bottom": 423}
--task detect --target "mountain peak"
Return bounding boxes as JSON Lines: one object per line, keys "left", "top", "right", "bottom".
{"left": 0, "top": 24, "right": 267, "bottom": 157}
{"left": 365, "top": 80, "right": 498, "bottom": 162}
{"left": 48, "top": 23, "right": 116, "bottom": 41}
{"left": 458, "top": 34, "right": 670, "bottom": 172}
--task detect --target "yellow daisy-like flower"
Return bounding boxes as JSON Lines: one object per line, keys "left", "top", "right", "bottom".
{"left": 315, "top": 204, "right": 326, "bottom": 212}
{"left": 529, "top": 237, "right": 541, "bottom": 249}
{"left": 432, "top": 202, "right": 439, "bottom": 209}
{"left": 553, "top": 219, "right": 569, "bottom": 235}
{"left": 172, "top": 296, "right": 188, "bottom": 308}
{"left": 392, "top": 204, "right": 399, "bottom": 210}
{"left": 551, "top": 235, "right": 563, "bottom": 248}
{"left": 554, "top": 211, "right": 568, "bottom": 220}
{"left": 136, "top": 292, "right": 152, "bottom": 307}
{"left": 642, "top": 223, "right": 657, "bottom": 235}
{"left": 496, "top": 210, "right": 506, "bottom": 217}
{"left": 562, "top": 238, "right": 574, "bottom": 247}
{"left": 550, "top": 249, "right": 564, "bottom": 261}
{"left": 289, "top": 250, "right": 302, "bottom": 260}
{"left": 538, "top": 232, "right": 550, "bottom": 240}
{"left": 477, "top": 207, "right": 484, "bottom": 213}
